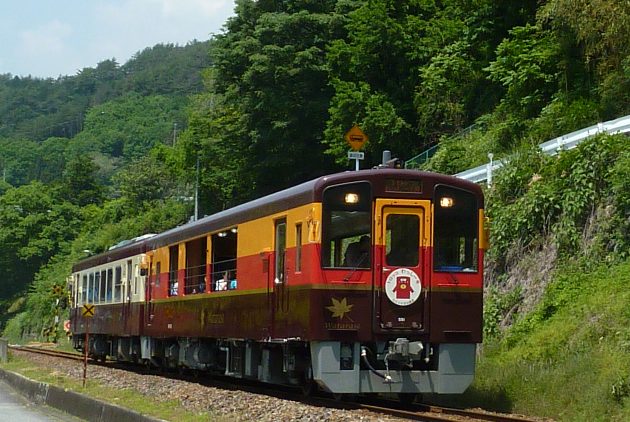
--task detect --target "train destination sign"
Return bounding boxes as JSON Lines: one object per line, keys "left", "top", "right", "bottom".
{"left": 344, "top": 125, "right": 368, "bottom": 151}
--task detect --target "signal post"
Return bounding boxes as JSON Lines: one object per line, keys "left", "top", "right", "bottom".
{"left": 81, "top": 304, "right": 94, "bottom": 387}
{"left": 345, "top": 125, "right": 368, "bottom": 171}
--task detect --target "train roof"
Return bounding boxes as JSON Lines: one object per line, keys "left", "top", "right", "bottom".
{"left": 72, "top": 168, "right": 482, "bottom": 272}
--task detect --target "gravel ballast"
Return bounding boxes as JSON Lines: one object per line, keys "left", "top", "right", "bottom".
{"left": 11, "top": 350, "right": 406, "bottom": 421}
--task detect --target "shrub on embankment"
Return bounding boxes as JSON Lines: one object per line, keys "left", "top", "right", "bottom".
{"left": 468, "top": 259, "right": 630, "bottom": 421}
{"left": 441, "top": 133, "right": 630, "bottom": 420}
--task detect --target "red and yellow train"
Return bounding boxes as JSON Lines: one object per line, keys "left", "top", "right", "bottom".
{"left": 69, "top": 168, "right": 485, "bottom": 398}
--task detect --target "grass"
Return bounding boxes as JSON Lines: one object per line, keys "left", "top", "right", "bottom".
{"left": 0, "top": 354, "right": 228, "bottom": 422}
{"left": 429, "top": 259, "right": 630, "bottom": 421}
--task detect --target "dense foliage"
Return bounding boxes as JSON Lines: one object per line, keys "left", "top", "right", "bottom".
{"left": 0, "top": 42, "right": 209, "bottom": 331}
{"left": 423, "top": 1, "right": 629, "bottom": 173}
{"left": 0, "top": 41, "right": 212, "bottom": 186}
{"left": 1, "top": 3, "right": 629, "bottom": 417}
{"left": 461, "top": 133, "right": 630, "bottom": 419}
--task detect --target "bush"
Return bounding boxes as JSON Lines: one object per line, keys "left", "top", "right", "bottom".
{"left": 487, "top": 134, "right": 630, "bottom": 269}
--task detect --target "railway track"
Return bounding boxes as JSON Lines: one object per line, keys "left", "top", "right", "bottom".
{"left": 357, "top": 402, "right": 542, "bottom": 422}
{"left": 10, "top": 344, "right": 85, "bottom": 361}
{"left": 9, "top": 345, "right": 544, "bottom": 422}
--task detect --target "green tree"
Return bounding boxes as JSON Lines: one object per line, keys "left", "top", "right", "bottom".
{"left": 190, "top": 0, "right": 340, "bottom": 208}
{"left": 0, "top": 139, "right": 40, "bottom": 185}
{"left": 59, "top": 154, "right": 104, "bottom": 207}
{"left": 0, "top": 182, "right": 82, "bottom": 298}
{"left": 324, "top": 0, "right": 539, "bottom": 163}
{"left": 538, "top": 0, "right": 630, "bottom": 118}
{"left": 485, "top": 24, "right": 561, "bottom": 120}
{"left": 123, "top": 41, "right": 213, "bottom": 96}
{"left": 37, "top": 137, "right": 68, "bottom": 183}
{"left": 113, "top": 153, "right": 178, "bottom": 206}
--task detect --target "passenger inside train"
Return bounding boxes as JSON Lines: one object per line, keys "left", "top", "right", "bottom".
{"left": 343, "top": 235, "right": 370, "bottom": 267}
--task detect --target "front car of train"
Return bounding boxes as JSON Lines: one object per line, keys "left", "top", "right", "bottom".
{"left": 307, "top": 169, "right": 485, "bottom": 396}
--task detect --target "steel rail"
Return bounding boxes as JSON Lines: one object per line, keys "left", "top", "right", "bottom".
{"left": 9, "top": 345, "right": 85, "bottom": 361}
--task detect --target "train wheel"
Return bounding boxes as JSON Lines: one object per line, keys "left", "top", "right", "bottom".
{"left": 332, "top": 393, "right": 344, "bottom": 401}
{"left": 301, "top": 379, "right": 316, "bottom": 397}
{"left": 397, "top": 393, "right": 419, "bottom": 406}
{"left": 332, "top": 393, "right": 356, "bottom": 402}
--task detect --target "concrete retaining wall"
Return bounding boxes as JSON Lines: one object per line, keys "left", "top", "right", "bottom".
{"left": 0, "top": 368, "right": 163, "bottom": 422}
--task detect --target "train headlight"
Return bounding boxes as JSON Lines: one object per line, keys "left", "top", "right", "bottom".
{"left": 440, "top": 197, "right": 454, "bottom": 208}
{"left": 344, "top": 193, "right": 359, "bottom": 204}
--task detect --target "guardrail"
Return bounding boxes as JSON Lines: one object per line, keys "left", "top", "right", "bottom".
{"left": 454, "top": 114, "right": 630, "bottom": 184}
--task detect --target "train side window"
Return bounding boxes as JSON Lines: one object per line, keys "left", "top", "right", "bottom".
{"left": 185, "top": 237, "right": 207, "bottom": 294}
{"left": 106, "top": 268, "right": 113, "bottom": 302}
{"left": 275, "top": 219, "right": 287, "bottom": 284}
{"left": 89, "top": 272, "right": 95, "bottom": 303}
{"left": 126, "top": 260, "right": 132, "bottom": 300}
{"left": 104, "top": 268, "right": 110, "bottom": 302}
{"left": 169, "top": 245, "right": 179, "bottom": 296}
{"left": 94, "top": 271, "right": 101, "bottom": 303}
{"left": 321, "top": 182, "right": 372, "bottom": 268}
{"left": 295, "top": 223, "right": 302, "bottom": 273}
{"left": 433, "top": 185, "right": 478, "bottom": 272}
{"left": 114, "top": 266, "right": 122, "bottom": 302}
{"left": 81, "top": 274, "right": 88, "bottom": 304}
{"left": 211, "top": 228, "right": 237, "bottom": 291}
{"left": 134, "top": 264, "right": 139, "bottom": 296}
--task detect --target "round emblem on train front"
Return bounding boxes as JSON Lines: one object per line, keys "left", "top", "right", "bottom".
{"left": 385, "top": 268, "right": 422, "bottom": 306}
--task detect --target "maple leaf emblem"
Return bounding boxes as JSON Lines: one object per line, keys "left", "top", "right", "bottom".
{"left": 326, "top": 297, "right": 354, "bottom": 320}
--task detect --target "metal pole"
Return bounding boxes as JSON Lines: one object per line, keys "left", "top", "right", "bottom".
{"left": 83, "top": 318, "right": 89, "bottom": 387}
{"left": 0, "top": 338, "right": 7, "bottom": 363}
{"left": 355, "top": 158, "right": 359, "bottom": 171}
{"left": 194, "top": 157, "right": 199, "bottom": 221}
{"left": 487, "top": 153, "right": 494, "bottom": 187}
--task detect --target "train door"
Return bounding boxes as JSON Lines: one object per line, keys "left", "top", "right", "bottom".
{"left": 144, "top": 258, "right": 154, "bottom": 331}
{"left": 271, "top": 218, "right": 288, "bottom": 336}
{"left": 375, "top": 199, "right": 430, "bottom": 331}
{"left": 123, "top": 259, "right": 132, "bottom": 333}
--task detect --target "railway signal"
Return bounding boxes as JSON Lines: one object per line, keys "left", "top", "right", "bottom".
{"left": 81, "top": 304, "right": 94, "bottom": 387}
{"left": 82, "top": 304, "right": 95, "bottom": 317}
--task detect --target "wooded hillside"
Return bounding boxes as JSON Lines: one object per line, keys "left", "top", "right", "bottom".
{"left": 1, "top": 7, "right": 629, "bottom": 416}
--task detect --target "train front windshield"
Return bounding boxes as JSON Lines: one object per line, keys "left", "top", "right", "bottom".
{"left": 321, "top": 182, "right": 372, "bottom": 269}
{"left": 433, "top": 185, "right": 478, "bottom": 272}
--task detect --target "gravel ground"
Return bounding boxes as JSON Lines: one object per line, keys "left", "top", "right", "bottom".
{"left": 12, "top": 351, "right": 407, "bottom": 421}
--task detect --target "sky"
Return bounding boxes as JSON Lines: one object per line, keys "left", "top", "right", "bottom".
{"left": 0, "top": 0, "right": 236, "bottom": 78}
